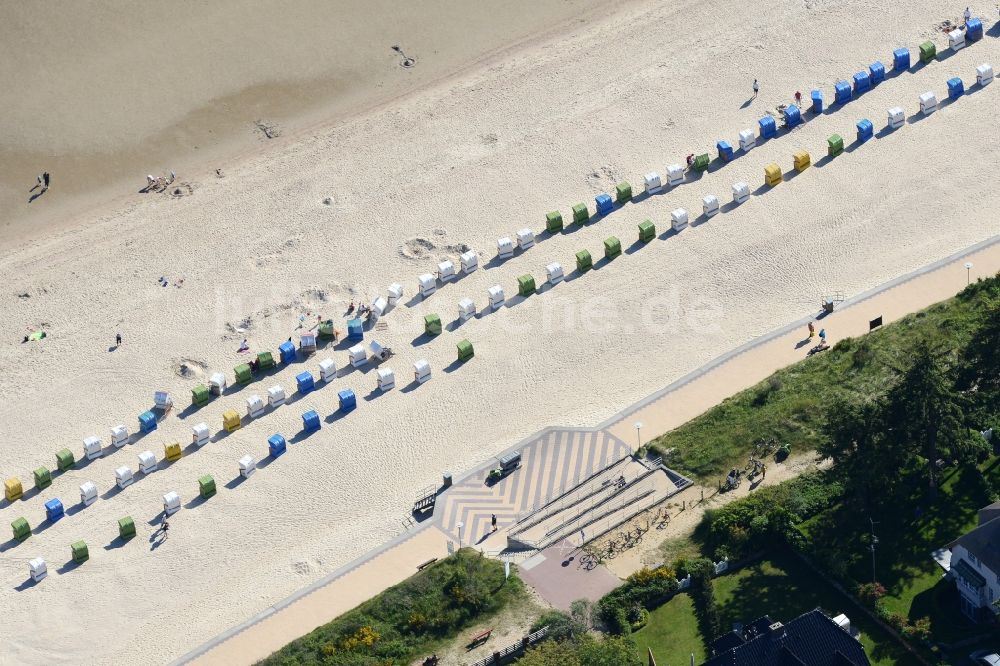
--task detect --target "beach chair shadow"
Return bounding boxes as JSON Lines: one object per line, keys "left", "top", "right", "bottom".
{"left": 32, "top": 518, "right": 56, "bottom": 535}
{"left": 782, "top": 169, "right": 803, "bottom": 182}
{"left": 625, "top": 240, "right": 647, "bottom": 256}
{"left": 104, "top": 535, "right": 131, "bottom": 551}
{"left": 101, "top": 484, "right": 126, "bottom": 500}
{"left": 657, "top": 228, "right": 680, "bottom": 242}
{"left": 443, "top": 360, "right": 465, "bottom": 375}
{"left": 720, "top": 201, "right": 741, "bottom": 215}
{"left": 210, "top": 429, "right": 233, "bottom": 444}
{"left": 844, "top": 139, "right": 864, "bottom": 154}
{"left": 290, "top": 428, "right": 320, "bottom": 443}
{"left": 323, "top": 409, "right": 354, "bottom": 423}
{"left": 503, "top": 294, "right": 527, "bottom": 308}
{"left": 752, "top": 184, "right": 771, "bottom": 197}
{"left": 184, "top": 495, "right": 209, "bottom": 510}
{"left": 225, "top": 475, "right": 248, "bottom": 490}
{"left": 874, "top": 126, "right": 896, "bottom": 140}
{"left": 690, "top": 213, "right": 710, "bottom": 228}
{"left": 56, "top": 559, "right": 83, "bottom": 575}
{"left": 0, "top": 538, "right": 21, "bottom": 553}
{"left": 66, "top": 503, "right": 88, "bottom": 517}
{"left": 400, "top": 380, "right": 424, "bottom": 394}
{"left": 813, "top": 154, "right": 834, "bottom": 169}
{"left": 591, "top": 256, "right": 612, "bottom": 271}
{"left": 363, "top": 387, "right": 388, "bottom": 402}
{"left": 906, "top": 111, "right": 929, "bottom": 125}
{"left": 411, "top": 332, "right": 436, "bottom": 347}
{"left": 14, "top": 577, "right": 38, "bottom": 591}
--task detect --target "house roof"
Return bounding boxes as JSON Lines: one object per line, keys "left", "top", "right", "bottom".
{"left": 979, "top": 501, "right": 1000, "bottom": 526}
{"left": 703, "top": 609, "right": 870, "bottom": 666}
{"left": 954, "top": 512, "right": 1000, "bottom": 576}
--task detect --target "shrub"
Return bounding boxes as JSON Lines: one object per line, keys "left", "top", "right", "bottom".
{"left": 856, "top": 582, "right": 886, "bottom": 605}
{"left": 597, "top": 565, "right": 679, "bottom": 633}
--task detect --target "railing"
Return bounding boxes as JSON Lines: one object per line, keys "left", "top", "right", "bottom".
{"left": 468, "top": 626, "right": 549, "bottom": 666}
{"left": 508, "top": 452, "right": 622, "bottom": 528}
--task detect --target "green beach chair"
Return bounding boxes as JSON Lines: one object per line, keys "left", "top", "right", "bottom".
{"left": 33, "top": 467, "right": 51, "bottom": 490}
{"left": 693, "top": 153, "right": 710, "bottom": 172}
{"left": 118, "top": 516, "right": 136, "bottom": 540}
{"left": 257, "top": 351, "right": 275, "bottom": 369}
{"left": 572, "top": 202, "right": 589, "bottom": 225}
{"left": 71, "top": 540, "right": 89, "bottom": 564}
{"left": 576, "top": 250, "right": 593, "bottom": 273}
{"left": 615, "top": 181, "right": 632, "bottom": 204}
{"left": 234, "top": 363, "right": 252, "bottom": 385}
{"left": 457, "top": 339, "right": 474, "bottom": 362}
{"left": 192, "top": 384, "right": 210, "bottom": 407}
{"left": 56, "top": 448, "right": 75, "bottom": 472}
{"left": 11, "top": 517, "right": 30, "bottom": 542}
{"left": 424, "top": 314, "right": 442, "bottom": 336}
{"left": 919, "top": 40, "right": 936, "bottom": 64}
{"left": 827, "top": 134, "right": 844, "bottom": 157}
{"left": 199, "top": 475, "right": 217, "bottom": 499}
{"left": 604, "top": 236, "right": 621, "bottom": 260}
{"left": 545, "top": 211, "right": 563, "bottom": 233}
{"left": 638, "top": 220, "right": 656, "bottom": 243}
{"left": 517, "top": 274, "right": 536, "bottom": 297}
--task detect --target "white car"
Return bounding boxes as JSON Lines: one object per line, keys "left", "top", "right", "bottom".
{"left": 970, "top": 650, "right": 1000, "bottom": 666}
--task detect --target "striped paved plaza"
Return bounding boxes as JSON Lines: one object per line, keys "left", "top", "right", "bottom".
{"left": 435, "top": 428, "right": 631, "bottom": 544}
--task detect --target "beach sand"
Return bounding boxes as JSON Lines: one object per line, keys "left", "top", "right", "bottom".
{"left": 1, "top": 0, "right": 999, "bottom": 664}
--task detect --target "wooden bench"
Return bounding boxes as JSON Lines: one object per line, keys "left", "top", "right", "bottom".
{"left": 469, "top": 628, "right": 493, "bottom": 646}
{"left": 416, "top": 558, "right": 438, "bottom": 571}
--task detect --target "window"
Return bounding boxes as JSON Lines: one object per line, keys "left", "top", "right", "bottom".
{"left": 968, "top": 552, "right": 979, "bottom": 566}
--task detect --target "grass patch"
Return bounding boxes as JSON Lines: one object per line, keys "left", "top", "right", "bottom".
{"left": 259, "top": 549, "right": 524, "bottom": 665}
{"left": 632, "top": 593, "right": 706, "bottom": 665}
{"left": 648, "top": 287, "right": 991, "bottom": 481}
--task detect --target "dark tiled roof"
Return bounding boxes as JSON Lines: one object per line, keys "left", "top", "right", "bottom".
{"left": 978, "top": 501, "right": 1000, "bottom": 527}
{"left": 702, "top": 609, "right": 870, "bottom": 666}
{"left": 955, "top": 515, "right": 1000, "bottom": 576}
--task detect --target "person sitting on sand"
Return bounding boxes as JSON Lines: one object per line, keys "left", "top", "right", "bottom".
{"left": 347, "top": 301, "right": 355, "bottom": 315}
{"left": 686, "top": 153, "right": 695, "bottom": 168}
{"left": 794, "top": 91, "right": 802, "bottom": 107}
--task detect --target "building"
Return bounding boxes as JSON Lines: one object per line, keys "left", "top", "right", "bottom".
{"left": 703, "top": 609, "right": 870, "bottom": 666}
{"left": 938, "top": 501, "right": 1000, "bottom": 622}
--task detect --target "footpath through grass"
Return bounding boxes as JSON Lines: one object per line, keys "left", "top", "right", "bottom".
{"left": 259, "top": 548, "right": 524, "bottom": 666}
{"left": 649, "top": 295, "right": 986, "bottom": 481}
{"left": 633, "top": 551, "right": 911, "bottom": 666}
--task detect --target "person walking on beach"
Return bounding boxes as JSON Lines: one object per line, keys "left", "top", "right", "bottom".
{"left": 491, "top": 514, "right": 497, "bottom": 532}
{"left": 752, "top": 79, "right": 759, "bottom": 98}
{"left": 116, "top": 332, "right": 122, "bottom": 347}
{"left": 964, "top": 6, "right": 972, "bottom": 23}
{"left": 42, "top": 172, "right": 50, "bottom": 192}
{"left": 807, "top": 321, "right": 815, "bottom": 339}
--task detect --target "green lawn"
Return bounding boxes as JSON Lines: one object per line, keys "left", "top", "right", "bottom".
{"left": 647, "top": 285, "right": 991, "bottom": 481}
{"left": 634, "top": 551, "right": 911, "bottom": 665}
{"left": 632, "top": 592, "right": 706, "bottom": 666}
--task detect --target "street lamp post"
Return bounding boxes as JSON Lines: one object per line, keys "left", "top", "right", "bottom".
{"left": 869, "top": 517, "right": 879, "bottom": 584}
{"left": 965, "top": 261, "right": 973, "bottom": 286}
{"left": 456, "top": 522, "right": 464, "bottom": 548}
{"left": 634, "top": 421, "right": 643, "bottom": 451}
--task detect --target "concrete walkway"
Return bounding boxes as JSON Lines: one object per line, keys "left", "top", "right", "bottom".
{"left": 175, "top": 236, "right": 1000, "bottom": 665}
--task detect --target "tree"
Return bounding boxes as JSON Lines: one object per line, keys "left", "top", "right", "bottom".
{"left": 958, "top": 295, "right": 1000, "bottom": 420}
{"left": 883, "top": 342, "right": 967, "bottom": 498}
{"left": 819, "top": 398, "right": 899, "bottom": 507}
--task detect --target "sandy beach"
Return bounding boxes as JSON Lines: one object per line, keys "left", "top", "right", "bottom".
{"left": 1, "top": 0, "right": 999, "bottom": 664}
